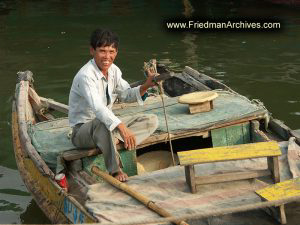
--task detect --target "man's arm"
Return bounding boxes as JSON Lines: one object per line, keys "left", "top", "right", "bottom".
{"left": 117, "top": 69, "right": 157, "bottom": 150}
{"left": 139, "top": 69, "right": 157, "bottom": 96}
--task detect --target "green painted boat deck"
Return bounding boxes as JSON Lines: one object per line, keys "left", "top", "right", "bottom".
{"left": 114, "top": 91, "right": 267, "bottom": 133}
{"left": 28, "top": 90, "right": 268, "bottom": 173}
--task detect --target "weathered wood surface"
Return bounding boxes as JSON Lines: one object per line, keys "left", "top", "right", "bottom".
{"left": 268, "top": 118, "right": 298, "bottom": 143}
{"left": 13, "top": 95, "right": 96, "bottom": 224}
{"left": 178, "top": 141, "right": 281, "bottom": 166}
{"left": 28, "top": 87, "right": 55, "bottom": 121}
{"left": 211, "top": 122, "right": 251, "bottom": 147}
{"left": 251, "top": 120, "right": 271, "bottom": 142}
{"left": 63, "top": 148, "right": 100, "bottom": 161}
{"left": 256, "top": 178, "right": 300, "bottom": 224}
{"left": 188, "top": 101, "right": 213, "bottom": 114}
{"left": 268, "top": 155, "right": 280, "bottom": 183}
{"left": 40, "top": 96, "right": 69, "bottom": 114}
{"left": 183, "top": 66, "right": 233, "bottom": 91}
{"left": 195, "top": 170, "right": 271, "bottom": 185}
{"left": 114, "top": 91, "right": 268, "bottom": 138}
{"left": 12, "top": 101, "right": 68, "bottom": 223}
{"left": 137, "top": 131, "right": 209, "bottom": 149}
{"left": 138, "top": 113, "right": 266, "bottom": 150}
{"left": 17, "top": 81, "right": 54, "bottom": 177}
{"left": 255, "top": 177, "right": 300, "bottom": 201}
{"left": 174, "top": 71, "right": 211, "bottom": 91}
{"left": 185, "top": 165, "right": 196, "bottom": 193}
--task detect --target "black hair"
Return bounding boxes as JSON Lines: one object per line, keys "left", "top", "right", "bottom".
{"left": 90, "top": 29, "right": 119, "bottom": 50}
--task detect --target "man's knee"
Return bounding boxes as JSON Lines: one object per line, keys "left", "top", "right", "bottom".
{"left": 142, "top": 114, "right": 158, "bottom": 132}
{"left": 92, "top": 118, "right": 108, "bottom": 131}
{"left": 91, "top": 118, "right": 114, "bottom": 142}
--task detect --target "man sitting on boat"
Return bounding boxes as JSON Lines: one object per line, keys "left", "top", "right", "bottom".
{"left": 68, "top": 29, "right": 158, "bottom": 182}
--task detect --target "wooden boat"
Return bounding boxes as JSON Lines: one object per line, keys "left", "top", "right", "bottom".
{"left": 12, "top": 65, "right": 300, "bottom": 224}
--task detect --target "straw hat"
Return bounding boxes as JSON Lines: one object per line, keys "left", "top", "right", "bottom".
{"left": 178, "top": 91, "right": 218, "bottom": 105}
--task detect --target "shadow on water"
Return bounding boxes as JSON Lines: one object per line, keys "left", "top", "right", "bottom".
{"left": 20, "top": 200, "right": 51, "bottom": 224}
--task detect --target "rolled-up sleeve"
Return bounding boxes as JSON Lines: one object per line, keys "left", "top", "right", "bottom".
{"left": 79, "top": 75, "right": 121, "bottom": 131}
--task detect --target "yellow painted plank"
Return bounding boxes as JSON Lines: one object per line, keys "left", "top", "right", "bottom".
{"left": 178, "top": 141, "right": 281, "bottom": 165}
{"left": 256, "top": 177, "right": 300, "bottom": 201}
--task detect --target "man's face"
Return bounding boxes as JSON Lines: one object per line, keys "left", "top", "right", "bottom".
{"left": 90, "top": 44, "right": 118, "bottom": 74}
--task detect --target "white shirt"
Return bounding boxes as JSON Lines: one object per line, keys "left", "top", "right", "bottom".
{"left": 68, "top": 59, "right": 143, "bottom": 131}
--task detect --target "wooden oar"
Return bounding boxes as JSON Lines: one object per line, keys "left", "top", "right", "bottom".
{"left": 91, "top": 166, "right": 189, "bottom": 225}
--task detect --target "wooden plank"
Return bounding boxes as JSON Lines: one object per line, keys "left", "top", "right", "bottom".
{"left": 62, "top": 148, "right": 101, "bottom": 161}
{"left": 279, "top": 205, "right": 287, "bottom": 224}
{"left": 183, "top": 66, "right": 233, "bottom": 91}
{"left": 178, "top": 141, "right": 281, "bottom": 166}
{"left": 226, "top": 123, "right": 245, "bottom": 146}
{"left": 195, "top": 170, "right": 271, "bottom": 185}
{"left": 251, "top": 120, "right": 270, "bottom": 142}
{"left": 177, "top": 71, "right": 211, "bottom": 91}
{"left": 211, "top": 122, "right": 250, "bottom": 147}
{"left": 12, "top": 102, "right": 95, "bottom": 223}
{"left": 268, "top": 119, "right": 290, "bottom": 141}
{"left": 268, "top": 156, "right": 280, "bottom": 183}
{"left": 185, "top": 165, "right": 196, "bottom": 193}
{"left": 188, "top": 101, "right": 212, "bottom": 114}
{"left": 242, "top": 122, "right": 251, "bottom": 144}
{"left": 291, "top": 129, "right": 300, "bottom": 136}
{"left": 40, "top": 96, "right": 69, "bottom": 114}
{"left": 17, "top": 81, "right": 54, "bottom": 177}
{"left": 136, "top": 131, "right": 209, "bottom": 149}
{"left": 256, "top": 177, "right": 300, "bottom": 201}
{"left": 211, "top": 127, "right": 228, "bottom": 147}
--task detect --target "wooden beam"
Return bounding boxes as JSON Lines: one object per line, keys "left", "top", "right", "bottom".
{"left": 62, "top": 148, "right": 100, "bottom": 161}
{"left": 17, "top": 81, "right": 54, "bottom": 177}
{"left": 195, "top": 170, "right": 271, "bottom": 185}
{"left": 136, "top": 131, "right": 209, "bottom": 149}
{"left": 268, "top": 156, "right": 280, "bottom": 184}
{"left": 178, "top": 141, "right": 281, "bottom": 166}
{"left": 183, "top": 66, "right": 233, "bottom": 91}
{"left": 185, "top": 165, "right": 196, "bottom": 193}
{"left": 174, "top": 71, "right": 211, "bottom": 91}
{"left": 40, "top": 97, "right": 69, "bottom": 114}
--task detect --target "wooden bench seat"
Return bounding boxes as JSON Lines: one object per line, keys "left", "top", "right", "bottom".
{"left": 254, "top": 178, "right": 300, "bottom": 224}
{"left": 62, "top": 148, "right": 101, "bottom": 161}
{"left": 178, "top": 141, "right": 281, "bottom": 193}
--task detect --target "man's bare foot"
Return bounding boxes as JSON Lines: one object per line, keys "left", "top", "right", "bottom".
{"left": 112, "top": 170, "right": 128, "bottom": 182}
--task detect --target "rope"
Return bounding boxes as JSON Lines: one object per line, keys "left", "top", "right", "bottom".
{"left": 158, "top": 81, "right": 176, "bottom": 166}
{"left": 157, "top": 81, "right": 176, "bottom": 166}
{"left": 86, "top": 195, "right": 300, "bottom": 225}
{"left": 144, "top": 59, "right": 176, "bottom": 166}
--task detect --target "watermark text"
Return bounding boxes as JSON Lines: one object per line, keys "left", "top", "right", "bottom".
{"left": 165, "top": 20, "right": 281, "bottom": 31}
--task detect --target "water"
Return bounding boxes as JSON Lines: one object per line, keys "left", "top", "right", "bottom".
{"left": 0, "top": 0, "right": 299, "bottom": 223}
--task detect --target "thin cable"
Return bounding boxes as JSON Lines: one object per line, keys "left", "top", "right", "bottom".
{"left": 158, "top": 81, "right": 176, "bottom": 166}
